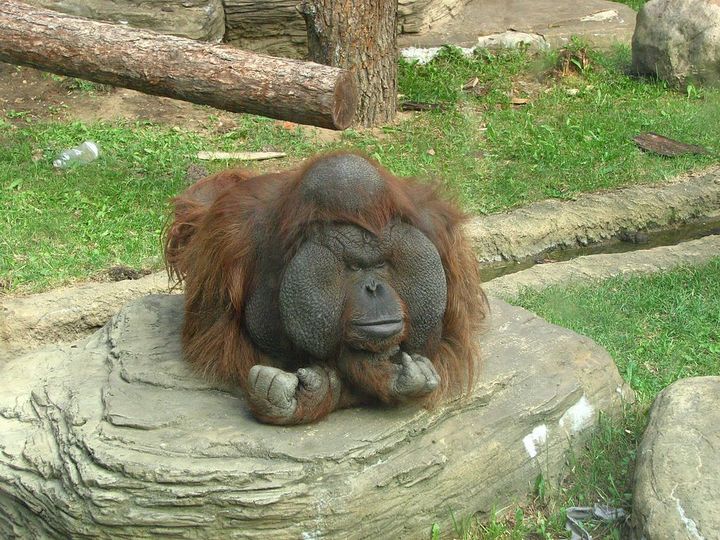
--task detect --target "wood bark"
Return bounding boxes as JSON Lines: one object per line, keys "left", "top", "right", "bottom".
{"left": 0, "top": 1, "right": 358, "bottom": 130}
{"left": 299, "top": 0, "right": 398, "bottom": 127}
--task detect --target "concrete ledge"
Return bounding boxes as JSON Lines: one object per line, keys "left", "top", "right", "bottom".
{"left": 485, "top": 234, "right": 720, "bottom": 299}
{"left": 466, "top": 166, "right": 720, "bottom": 264}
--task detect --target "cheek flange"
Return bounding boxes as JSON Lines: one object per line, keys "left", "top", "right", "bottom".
{"left": 279, "top": 241, "right": 345, "bottom": 360}
{"left": 383, "top": 223, "right": 447, "bottom": 352}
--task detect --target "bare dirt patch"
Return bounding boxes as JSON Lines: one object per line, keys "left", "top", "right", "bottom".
{"left": 0, "top": 62, "right": 238, "bottom": 130}
{"left": 0, "top": 62, "right": 345, "bottom": 148}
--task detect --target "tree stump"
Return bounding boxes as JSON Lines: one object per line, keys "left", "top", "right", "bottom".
{"left": 299, "top": 0, "right": 399, "bottom": 126}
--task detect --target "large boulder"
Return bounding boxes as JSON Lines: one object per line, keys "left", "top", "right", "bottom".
{"left": 633, "top": 377, "right": 720, "bottom": 539}
{"left": 25, "top": 0, "right": 225, "bottom": 41}
{"left": 632, "top": 0, "right": 720, "bottom": 86}
{"left": 0, "top": 294, "right": 629, "bottom": 538}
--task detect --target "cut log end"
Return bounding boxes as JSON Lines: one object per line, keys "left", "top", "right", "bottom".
{"left": 333, "top": 71, "right": 359, "bottom": 130}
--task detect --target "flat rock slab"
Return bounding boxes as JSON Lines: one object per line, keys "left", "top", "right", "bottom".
{"left": 398, "top": 0, "right": 637, "bottom": 52}
{"left": 633, "top": 377, "right": 720, "bottom": 539}
{"left": 24, "top": 0, "right": 225, "bottom": 41}
{"left": 0, "top": 294, "right": 629, "bottom": 538}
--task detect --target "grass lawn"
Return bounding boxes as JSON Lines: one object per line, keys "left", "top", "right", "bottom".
{"left": 2, "top": 44, "right": 719, "bottom": 292}
{"left": 464, "top": 259, "right": 720, "bottom": 539}
{"left": 616, "top": 0, "right": 647, "bottom": 11}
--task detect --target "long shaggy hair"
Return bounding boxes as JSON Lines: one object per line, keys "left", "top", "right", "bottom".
{"left": 165, "top": 152, "right": 486, "bottom": 409}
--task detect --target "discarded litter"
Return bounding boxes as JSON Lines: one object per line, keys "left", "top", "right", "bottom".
{"left": 565, "top": 504, "right": 627, "bottom": 540}
{"left": 53, "top": 141, "right": 100, "bottom": 168}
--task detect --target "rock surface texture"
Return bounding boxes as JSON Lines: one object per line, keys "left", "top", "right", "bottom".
{"left": 633, "top": 377, "right": 720, "bottom": 539}
{"left": 398, "top": 0, "right": 637, "bottom": 54}
{"left": 398, "top": 0, "right": 471, "bottom": 33}
{"left": 0, "top": 294, "right": 629, "bottom": 539}
{"left": 0, "top": 272, "right": 176, "bottom": 362}
{"left": 220, "top": 0, "right": 468, "bottom": 57}
{"left": 632, "top": 0, "right": 720, "bottom": 86}
{"left": 24, "top": 0, "right": 225, "bottom": 41}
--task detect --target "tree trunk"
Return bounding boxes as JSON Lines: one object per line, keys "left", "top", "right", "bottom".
{"left": 299, "top": 0, "right": 398, "bottom": 127}
{"left": 0, "top": 1, "right": 358, "bottom": 130}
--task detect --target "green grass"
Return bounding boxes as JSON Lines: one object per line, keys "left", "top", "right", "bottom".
{"left": 461, "top": 259, "right": 720, "bottom": 538}
{"left": 398, "top": 45, "right": 719, "bottom": 211}
{"left": 615, "top": 0, "right": 647, "bottom": 10}
{"left": 2, "top": 44, "right": 719, "bottom": 292}
{"left": 517, "top": 261, "right": 720, "bottom": 399}
{"left": 0, "top": 118, "right": 317, "bottom": 291}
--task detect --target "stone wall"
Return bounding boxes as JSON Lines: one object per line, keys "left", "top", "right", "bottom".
{"left": 25, "top": 0, "right": 226, "bottom": 41}
{"left": 398, "top": 0, "right": 470, "bottom": 33}
{"left": 222, "top": 0, "right": 308, "bottom": 58}
{"left": 225, "top": 0, "right": 473, "bottom": 56}
{"left": 24, "top": 0, "right": 472, "bottom": 57}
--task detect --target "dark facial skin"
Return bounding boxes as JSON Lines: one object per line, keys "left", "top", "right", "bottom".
{"left": 244, "top": 221, "right": 447, "bottom": 422}
{"left": 280, "top": 221, "right": 446, "bottom": 358}
{"left": 241, "top": 154, "right": 448, "bottom": 423}
{"left": 246, "top": 220, "right": 447, "bottom": 358}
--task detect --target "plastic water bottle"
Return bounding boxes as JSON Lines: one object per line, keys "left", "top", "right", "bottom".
{"left": 53, "top": 141, "right": 100, "bottom": 168}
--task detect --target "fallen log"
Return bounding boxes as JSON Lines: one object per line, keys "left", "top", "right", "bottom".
{"left": 0, "top": 1, "right": 358, "bottom": 129}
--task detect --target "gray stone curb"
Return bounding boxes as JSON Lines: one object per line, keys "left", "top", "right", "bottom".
{"left": 466, "top": 166, "right": 720, "bottom": 263}
{"left": 485, "top": 234, "right": 720, "bottom": 299}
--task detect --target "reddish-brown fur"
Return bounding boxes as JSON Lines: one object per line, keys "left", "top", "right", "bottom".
{"left": 165, "top": 152, "right": 487, "bottom": 421}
